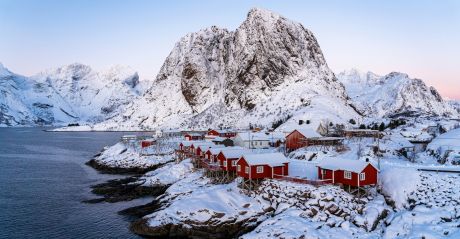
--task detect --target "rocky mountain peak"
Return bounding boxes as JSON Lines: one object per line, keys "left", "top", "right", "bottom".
{"left": 97, "top": 8, "right": 356, "bottom": 130}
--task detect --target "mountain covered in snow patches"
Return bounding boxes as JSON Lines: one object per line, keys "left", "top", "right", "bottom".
{"left": 95, "top": 8, "right": 359, "bottom": 130}
{"left": 337, "top": 68, "right": 458, "bottom": 118}
{"left": 0, "top": 63, "right": 147, "bottom": 126}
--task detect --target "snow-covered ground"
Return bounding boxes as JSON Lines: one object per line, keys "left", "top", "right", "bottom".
{"left": 427, "top": 127, "right": 460, "bottom": 160}
{"left": 139, "top": 159, "right": 193, "bottom": 186}
{"left": 93, "top": 142, "right": 174, "bottom": 170}
{"left": 384, "top": 172, "right": 460, "bottom": 238}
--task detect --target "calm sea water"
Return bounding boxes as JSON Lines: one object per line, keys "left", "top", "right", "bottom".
{"left": 0, "top": 128, "right": 150, "bottom": 239}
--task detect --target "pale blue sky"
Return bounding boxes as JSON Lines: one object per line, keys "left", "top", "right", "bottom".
{"left": 1, "top": 0, "right": 459, "bottom": 99}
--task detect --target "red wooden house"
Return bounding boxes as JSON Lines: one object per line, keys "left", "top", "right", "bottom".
{"left": 191, "top": 142, "right": 214, "bottom": 157}
{"left": 184, "top": 133, "right": 203, "bottom": 141}
{"left": 178, "top": 141, "right": 197, "bottom": 152}
{"left": 285, "top": 129, "right": 321, "bottom": 152}
{"left": 207, "top": 129, "right": 237, "bottom": 139}
{"left": 141, "top": 140, "right": 155, "bottom": 148}
{"left": 217, "top": 149, "right": 251, "bottom": 171}
{"left": 196, "top": 144, "right": 224, "bottom": 158}
{"left": 317, "top": 159, "right": 378, "bottom": 187}
{"left": 204, "top": 146, "right": 244, "bottom": 163}
{"left": 236, "top": 153, "right": 289, "bottom": 179}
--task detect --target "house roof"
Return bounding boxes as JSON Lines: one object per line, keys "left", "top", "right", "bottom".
{"left": 216, "top": 129, "right": 236, "bottom": 133}
{"left": 208, "top": 146, "right": 245, "bottom": 155}
{"left": 236, "top": 132, "right": 271, "bottom": 141}
{"left": 180, "top": 140, "right": 203, "bottom": 147}
{"left": 344, "top": 129, "right": 380, "bottom": 133}
{"left": 222, "top": 149, "right": 253, "bottom": 159}
{"left": 317, "top": 159, "right": 378, "bottom": 173}
{"left": 185, "top": 133, "right": 202, "bottom": 137}
{"left": 240, "top": 153, "right": 289, "bottom": 167}
{"left": 293, "top": 128, "right": 321, "bottom": 138}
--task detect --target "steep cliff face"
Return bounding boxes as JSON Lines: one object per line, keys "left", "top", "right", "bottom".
{"left": 337, "top": 69, "right": 458, "bottom": 118}
{"left": 0, "top": 63, "right": 146, "bottom": 126}
{"left": 224, "top": 8, "right": 337, "bottom": 110}
{"left": 100, "top": 8, "right": 357, "bottom": 130}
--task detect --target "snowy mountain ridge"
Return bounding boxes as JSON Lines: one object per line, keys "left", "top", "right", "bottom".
{"left": 0, "top": 63, "right": 148, "bottom": 126}
{"left": 337, "top": 68, "right": 458, "bottom": 118}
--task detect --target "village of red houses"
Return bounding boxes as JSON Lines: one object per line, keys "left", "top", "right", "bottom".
{"left": 123, "top": 125, "right": 389, "bottom": 196}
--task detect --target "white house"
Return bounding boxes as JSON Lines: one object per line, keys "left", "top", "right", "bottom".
{"left": 234, "top": 132, "right": 271, "bottom": 149}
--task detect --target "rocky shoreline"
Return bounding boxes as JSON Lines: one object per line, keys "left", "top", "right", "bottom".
{"left": 130, "top": 217, "right": 263, "bottom": 239}
{"left": 83, "top": 176, "right": 169, "bottom": 203}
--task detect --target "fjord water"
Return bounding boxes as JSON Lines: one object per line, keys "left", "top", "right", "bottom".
{"left": 0, "top": 128, "right": 145, "bottom": 239}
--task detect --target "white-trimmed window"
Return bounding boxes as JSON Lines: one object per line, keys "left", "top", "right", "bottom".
{"left": 359, "top": 173, "right": 365, "bottom": 181}
{"left": 238, "top": 165, "right": 241, "bottom": 172}
{"left": 223, "top": 161, "right": 227, "bottom": 167}
{"left": 321, "top": 169, "right": 327, "bottom": 176}
{"left": 256, "top": 166, "right": 264, "bottom": 173}
{"left": 344, "top": 171, "right": 352, "bottom": 179}
{"left": 232, "top": 160, "right": 237, "bottom": 166}
{"left": 245, "top": 166, "right": 249, "bottom": 174}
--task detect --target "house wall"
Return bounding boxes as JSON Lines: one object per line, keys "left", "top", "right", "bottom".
{"left": 318, "top": 165, "right": 378, "bottom": 186}
{"left": 318, "top": 168, "right": 334, "bottom": 180}
{"left": 249, "top": 140, "right": 270, "bottom": 149}
{"left": 234, "top": 135, "right": 269, "bottom": 149}
{"left": 236, "top": 158, "right": 288, "bottom": 179}
{"left": 220, "top": 132, "right": 237, "bottom": 138}
{"left": 226, "top": 158, "right": 238, "bottom": 171}
{"left": 217, "top": 152, "right": 226, "bottom": 169}
{"left": 208, "top": 130, "right": 219, "bottom": 136}
{"left": 237, "top": 158, "right": 250, "bottom": 178}
{"left": 360, "top": 164, "right": 378, "bottom": 186}
{"left": 272, "top": 163, "right": 289, "bottom": 178}
{"left": 286, "top": 130, "right": 308, "bottom": 151}
{"left": 233, "top": 135, "right": 245, "bottom": 148}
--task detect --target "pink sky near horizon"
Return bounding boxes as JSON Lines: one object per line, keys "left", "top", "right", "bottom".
{"left": 0, "top": 0, "right": 459, "bottom": 100}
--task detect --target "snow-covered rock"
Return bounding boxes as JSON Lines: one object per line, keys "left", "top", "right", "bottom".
{"left": 91, "top": 142, "right": 174, "bottom": 171}
{"left": 385, "top": 172, "right": 460, "bottom": 238}
{"left": 140, "top": 159, "right": 194, "bottom": 186}
{"left": 337, "top": 68, "right": 458, "bottom": 118}
{"left": 379, "top": 167, "right": 420, "bottom": 209}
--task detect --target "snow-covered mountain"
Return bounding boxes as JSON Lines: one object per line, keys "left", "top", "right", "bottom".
{"left": 0, "top": 63, "right": 147, "bottom": 126}
{"left": 337, "top": 68, "right": 458, "bottom": 118}
{"left": 95, "top": 8, "right": 360, "bottom": 131}
{"left": 3, "top": 8, "right": 456, "bottom": 129}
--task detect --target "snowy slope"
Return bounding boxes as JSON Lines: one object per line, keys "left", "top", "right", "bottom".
{"left": 0, "top": 63, "right": 148, "bottom": 126}
{"left": 337, "top": 68, "right": 458, "bottom": 118}
{"left": 94, "top": 8, "right": 360, "bottom": 131}
{"left": 449, "top": 100, "right": 460, "bottom": 114}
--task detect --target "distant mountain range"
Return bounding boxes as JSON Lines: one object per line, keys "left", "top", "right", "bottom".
{"left": 1, "top": 8, "right": 457, "bottom": 129}
{"left": 0, "top": 63, "right": 147, "bottom": 126}
{"left": 336, "top": 68, "right": 458, "bottom": 118}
